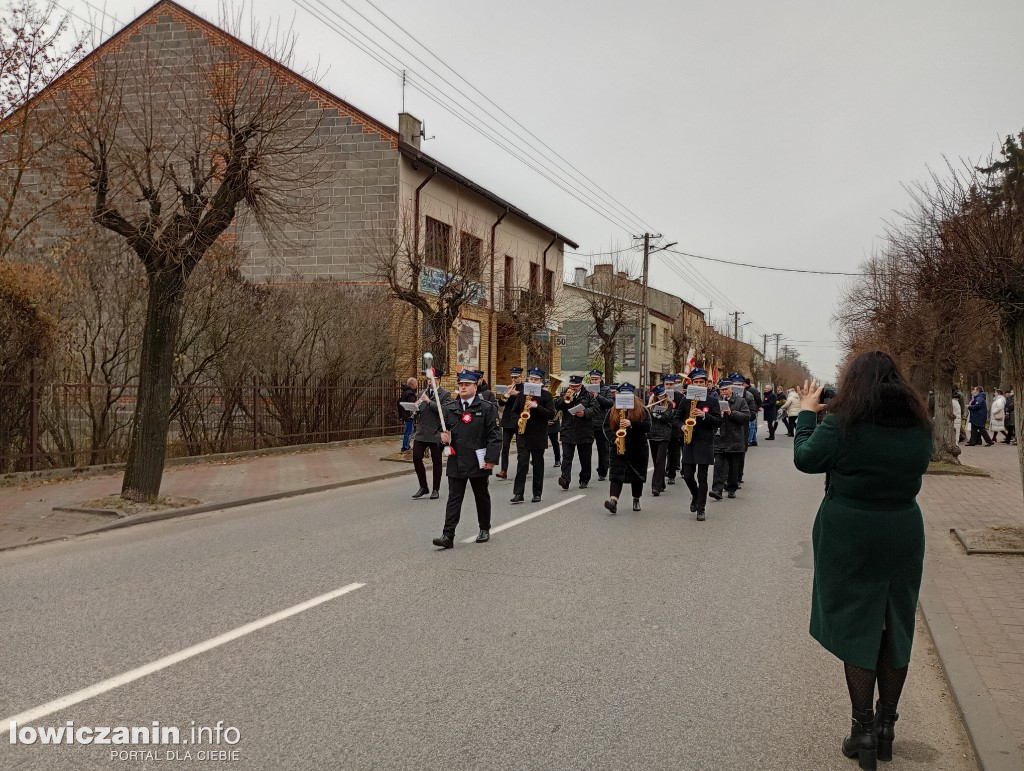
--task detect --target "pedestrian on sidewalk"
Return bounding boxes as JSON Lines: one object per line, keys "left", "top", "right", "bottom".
{"left": 950, "top": 388, "right": 963, "bottom": 446}
{"left": 782, "top": 387, "right": 800, "bottom": 436}
{"left": 710, "top": 379, "right": 750, "bottom": 501}
{"left": 432, "top": 370, "right": 502, "bottom": 549}
{"left": 1005, "top": 388, "right": 1016, "bottom": 445}
{"left": 398, "top": 377, "right": 418, "bottom": 452}
{"left": 647, "top": 384, "right": 674, "bottom": 496}
{"left": 792, "top": 351, "right": 932, "bottom": 769}
{"left": 602, "top": 383, "right": 651, "bottom": 514}
{"left": 411, "top": 374, "right": 451, "bottom": 500}
{"left": 966, "top": 387, "right": 994, "bottom": 446}
{"left": 990, "top": 388, "right": 1008, "bottom": 443}
{"left": 676, "top": 368, "right": 722, "bottom": 521}
{"left": 762, "top": 383, "right": 779, "bottom": 440}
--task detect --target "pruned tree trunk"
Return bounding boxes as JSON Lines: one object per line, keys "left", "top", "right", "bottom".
{"left": 931, "top": 366, "right": 961, "bottom": 464}
{"left": 121, "top": 270, "right": 186, "bottom": 502}
{"left": 1004, "top": 314, "right": 1024, "bottom": 506}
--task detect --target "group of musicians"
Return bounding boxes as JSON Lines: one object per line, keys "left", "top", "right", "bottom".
{"left": 415, "top": 363, "right": 768, "bottom": 549}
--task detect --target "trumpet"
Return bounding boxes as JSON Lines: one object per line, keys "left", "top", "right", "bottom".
{"left": 615, "top": 408, "right": 627, "bottom": 454}
{"left": 682, "top": 398, "right": 700, "bottom": 444}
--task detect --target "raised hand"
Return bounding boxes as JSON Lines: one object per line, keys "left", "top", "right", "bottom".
{"left": 797, "top": 379, "right": 825, "bottom": 412}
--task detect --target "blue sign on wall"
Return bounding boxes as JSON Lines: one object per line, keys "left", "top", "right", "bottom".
{"left": 419, "top": 266, "right": 487, "bottom": 306}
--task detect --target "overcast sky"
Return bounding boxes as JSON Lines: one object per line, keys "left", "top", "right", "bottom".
{"left": 67, "top": 0, "right": 1024, "bottom": 380}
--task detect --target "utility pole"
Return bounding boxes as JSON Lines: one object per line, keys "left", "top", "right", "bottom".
{"left": 732, "top": 311, "right": 743, "bottom": 340}
{"left": 763, "top": 333, "right": 768, "bottom": 358}
{"left": 639, "top": 233, "right": 651, "bottom": 391}
{"left": 774, "top": 333, "right": 781, "bottom": 362}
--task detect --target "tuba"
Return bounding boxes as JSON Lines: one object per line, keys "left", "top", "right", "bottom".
{"left": 682, "top": 398, "right": 700, "bottom": 444}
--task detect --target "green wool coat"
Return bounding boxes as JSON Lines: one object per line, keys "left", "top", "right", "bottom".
{"left": 793, "top": 410, "right": 933, "bottom": 670}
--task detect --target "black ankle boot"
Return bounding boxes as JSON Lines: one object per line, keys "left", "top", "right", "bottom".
{"left": 842, "top": 708, "right": 877, "bottom": 770}
{"left": 874, "top": 700, "right": 898, "bottom": 762}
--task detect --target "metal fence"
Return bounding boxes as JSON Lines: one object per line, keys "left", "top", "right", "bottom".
{"left": 0, "top": 376, "right": 405, "bottom": 472}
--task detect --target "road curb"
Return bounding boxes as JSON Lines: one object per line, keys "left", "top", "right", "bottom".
{"left": 0, "top": 467, "right": 416, "bottom": 554}
{"left": 918, "top": 577, "right": 1023, "bottom": 771}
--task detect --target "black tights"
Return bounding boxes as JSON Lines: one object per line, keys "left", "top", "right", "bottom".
{"left": 609, "top": 480, "right": 643, "bottom": 499}
{"left": 843, "top": 630, "right": 910, "bottom": 716}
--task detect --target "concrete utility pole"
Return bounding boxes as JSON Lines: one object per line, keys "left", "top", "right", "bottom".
{"left": 639, "top": 233, "right": 651, "bottom": 391}
{"left": 774, "top": 333, "right": 782, "bottom": 362}
{"left": 732, "top": 311, "right": 743, "bottom": 340}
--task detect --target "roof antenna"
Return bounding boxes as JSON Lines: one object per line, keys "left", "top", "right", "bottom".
{"left": 420, "top": 122, "right": 435, "bottom": 143}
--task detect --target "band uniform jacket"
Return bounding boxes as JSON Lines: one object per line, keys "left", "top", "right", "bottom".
{"left": 412, "top": 387, "right": 452, "bottom": 444}
{"left": 648, "top": 400, "right": 675, "bottom": 443}
{"left": 589, "top": 386, "right": 614, "bottom": 429}
{"left": 500, "top": 387, "right": 523, "bottom": 429}
{"left": 443, "top": 396, "right": 502, "bottom": 479}
{"left": 603, "top": 409, "right": 652, "bottom": 484}
{"left": 716, "top": 392, "right": 751, "bottom": 453}
{"left": 509, "top": 390, "right": 556, "bottom": 451}
{"left": 669, "top": 390, "right": 684, "bottom": 440}
{"left": 556, "top": 389, "right": 599, "bottom": 444}
{"left": 676, "top": 397, "right": 723, "bottom": 465}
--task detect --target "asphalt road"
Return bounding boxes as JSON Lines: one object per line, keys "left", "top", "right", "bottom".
{"left": 1, "top": 429, "right": 977, "bottom": 770}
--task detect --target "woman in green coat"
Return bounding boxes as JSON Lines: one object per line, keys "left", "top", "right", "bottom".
{"left": 793, "top": 352, "right": 932, "bottom": 771}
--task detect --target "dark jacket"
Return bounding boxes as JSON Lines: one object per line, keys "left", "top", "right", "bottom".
{"left": 500, "top": 384, "right": 523, "bottom": 429}
{"left": 412, "top": 387, "right": 452, "bottom": 444}
{"left": 794, "top": 410, "right": 932, "bottom": 670}
{"left": 648, "top": 398, "right": 675, "bottom": 442}
{"left": 676, "top": 396, "right": 723, "bottom": 465}
{"left": 556, "top": 389, "right": 600, "bottom": 444}
{"left": 669, "top": 391, "right": 684, "bottom": 440}
{"left": 603, "top": 408, "right": 652, "bottom": 484}
{"left": 398, "top": 384, "right": 417, "bottom": 420}
{"left": 968, "top": 392, "right": 988, "bottom": 426}
{"left": 442, "top": 395, "right": 502, "bottom": 478}
{"left": 510, "top": 390, "right": 556, "bottom": 451}
{"left": 1006, "top": 394, "right": 1015, "bottom": 426}
{"left": 716, "top": 392, "right": 752, "bottom": 453}
{"left": 762, "top": 389, "right": 778, "bottom": 421}
{"left": 589, "top": 385, "right": 614, "bottom": 428}
{"left": 746, "top": 386, "right": 762, "bottom": 413}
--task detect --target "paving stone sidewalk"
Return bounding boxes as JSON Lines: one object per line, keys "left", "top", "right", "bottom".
{"left": 0, "top": 439, "right": 414, "bottom": 550}
{"left": 918, "top": 442, "right": 1024, "bottom": 761}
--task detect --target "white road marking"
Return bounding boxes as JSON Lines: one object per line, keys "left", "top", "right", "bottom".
{"left": 4, "top": 583, "right": 365, "bottom": 726}
{"left": 462, "top": 494, "right": 585, "bottom": 543}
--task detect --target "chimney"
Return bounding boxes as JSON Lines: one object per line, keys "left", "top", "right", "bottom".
{"left": 574, "top": 267, "right": 586, "bottom": 286}
{"left": 399, "top": 112, "right": 421, "bottom": 149}
{"left": 593, "top": 263, "right": 613, "bottom": 276}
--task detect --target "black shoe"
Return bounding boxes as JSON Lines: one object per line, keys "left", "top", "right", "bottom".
{"left": 874, "top": 701, "right": 898, "bottom": 762}
{"left": 667, "top": 478, "right": 676, "bottom": 485}
{"left": 765, "top": 436, "right": 775, "bottom": 440}
{"left": 696, "top": 510, "right": 705, "bottom": 521}
{"left": 475, "top": 529, "right": 490, "bottom": 543}
{"left": 495, "top": 470, "right": 507, "bottom": 479}
{"left": 579, "top": 482, "right": 588, "bottom": 489}
{"left": 708, "top": 489, "right": 723, "bottom": 501}
{"left": 558, "top": 476, "right": 570, "bottom": 490}
{"left": 598, "top": 476, "right": 607, "bottom": 482}
{"left": 432, "top": 535, "right": 453, "bottom": 549}
{"left": 412, "top": 487, "right": 429, "bottom": 499}
{"left": 531, "top": 495, "right": 542, "bottom": 503}
{"left": 690, "top": 497, "right": 699, "bottom": 512}
{"left": 604, "top": 498, "right": 617, "bottom": 514}
{"left": 429, "top": 490, "right": 440, "bottom": 499}
{"left": 652, "top": 489, "right": 660, "bottom": 497}
{"left": 842, "top": 709, "right": 878, "bottom": 770}
{"left": 632, "top": 498, "right": 641, "bottom": 511}
{"left": 510, "top": 495, "right": 524, "bottom": 504}
{"left": 750, "top": 442, "right": 758, "bottom": 447}
{"left": 727, "top": 491, "right": 736, "bottom": 499}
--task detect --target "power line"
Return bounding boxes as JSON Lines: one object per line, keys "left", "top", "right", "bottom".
{"left": 665, "top": 248, "right": 861, "bottom": 276}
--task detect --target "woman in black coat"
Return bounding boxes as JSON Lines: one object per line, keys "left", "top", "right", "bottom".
{"left": 602, "top": 384, "right": 652, "bottom": 513}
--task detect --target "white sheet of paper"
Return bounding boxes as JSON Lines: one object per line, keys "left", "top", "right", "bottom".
{"left": 653, "top": 404, "right": 667, "bottom": 414}
{"left": 569, "top": 404, "right": 586, "bottom": 416}
{"left": 685, "top": 385, "right": 708, "bottom": 400}
{"left": 399, "top": 401, "right": 418, "bottom": 413}
{"left": 524, "top": 382, "right": 542, "bottom": 397}
{"left": 584, "top": 383, "right": 600, "bottom": 393}
{"left": 615, "top": 392, "right": 635, "bottom": 409}
{"left": 673, "top": 384, "right": 684, "bottom": 393}
{"left": 475, "top": 448, "right": 487, "bottom": 468}
{"left": 494, "top": 385, "right": 509, "bottom": 395}
{"left": 719, "top": 400, "right": 730, "bottom": 412}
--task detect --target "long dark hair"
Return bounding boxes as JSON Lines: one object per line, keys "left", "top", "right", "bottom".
{"left": 827, "top": 351, "right": 929, "bottom": 431}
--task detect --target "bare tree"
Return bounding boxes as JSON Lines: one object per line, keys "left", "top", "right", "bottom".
{"left": 568, "top": 259, "right": 641, "bottom": 379}
{"left": 496, "top": 258, "right": 560, "bottom": 372}
{"left": 46, "top": 15, "right": 328, "bottom": 500}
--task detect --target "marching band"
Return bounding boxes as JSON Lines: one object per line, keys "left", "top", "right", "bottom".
{"left": 413, "top": 356, "right": 775, "bottom": 547}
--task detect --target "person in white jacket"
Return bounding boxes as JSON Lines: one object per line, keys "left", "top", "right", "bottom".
{"left": 951, "top": 395, "right": 963, "bottom": 446}
{"left": 782, "top": 388, "right": 801, "bottom": 437}
{"left": 990, "top": 389, "right": 1008, "bottom": 443}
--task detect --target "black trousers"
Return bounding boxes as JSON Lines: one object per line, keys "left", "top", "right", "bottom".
{"left": 443, "top": 475, "right": 491, "bottom": 537}
{"left": 712, "top": 451, "right": 742, "bottom": 493}
{"left": 783, "top": 415, "right": 795, "bottom": 436}
{"left": 667, "top": 436, "right": 682, "bottom": 479}
{"left": 594, "top": 430, "right": 609, "bottom": 478}
{"left": 561, "top": 441, "right": 593, "bottom": 484}
{"left": 412, "top": 440, "right": 442, "bottom": 491}
{"left": 499, "top": 428, "right": 515, "bottom": 472}
{"left": 1007, "top": 423, "right": 1016, "bottom": 441}
{"left": 549, "top": 433, "right": 561, "bottom": 463}
{"left": 513, "top": 441, "right": 546, "bottom": 497}
{"left": 649, "top": 439, "right": 669, "bottom": 491}
{"left": 682, "top": 463, "right": 710, "bottom": 511}
{"left": 738, "top": 448, "right": 746, "bottom": 483}
{"left": 766, "top": 419, "right": 778, "bottom": 439}
{"left": 610, "top": 479, "right": 643, "bottom": 499}
{"left": 968, "top": 424, "right": 992, "bottom": 445}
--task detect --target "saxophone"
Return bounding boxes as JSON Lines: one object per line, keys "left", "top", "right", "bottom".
{"left": 682, "top": 398, "right": 700, "bottom": 444}
{"left": 518, "top": 396, "right": 532, "bottom": 434}
{"left": 615, "top": 409, "right": 627, "bottom": 454}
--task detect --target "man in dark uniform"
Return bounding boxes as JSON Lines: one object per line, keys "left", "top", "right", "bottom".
{"left": 545, "top": 378, "right": 562, "bottom": 467}
{"left": 510, "top": 367, "right": 555, "bottom": 503}
{"left": 676, "top": 368, "right": 723, "bottom": 521}
{"left": 496, "top": 366, "right": 523, "bottom": 479}
{"left": 556, "top": 374, "right": 599, "bottom": 489}
{"left": 476, "top": 370, "right": 496, "bottom": 407}
{"left": 587, "top": 369, "right": 614, "bottom": 481}
{"left": 743, "top": 376, "right": 762, "bottom": 447}
{"left": 710, "top": 379, "right": 751, "bottom": 502}
{"left": 664, "top": 373, "right": 684, "bottom": 485}
{"left": 731, "top": 372, "right": 757, "bottom": 486}
{"left": 432, "top": 370, "right": 502, "bottom": 549}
